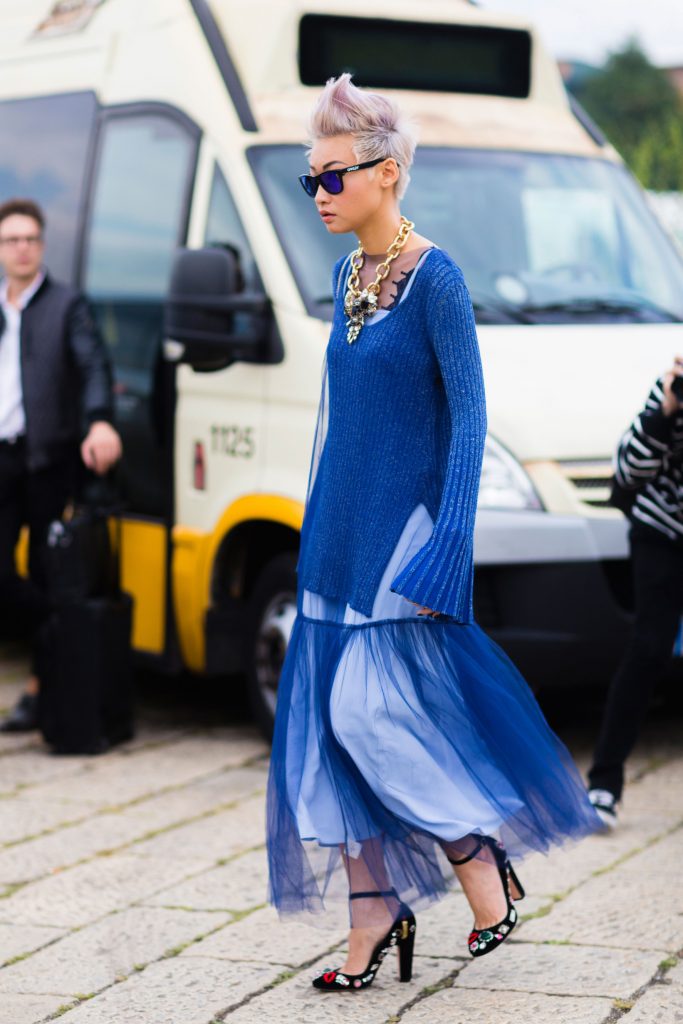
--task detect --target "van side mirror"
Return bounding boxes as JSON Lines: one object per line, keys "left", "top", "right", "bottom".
{"left": 163, "top": 247, "right": 279, "bottom": 371}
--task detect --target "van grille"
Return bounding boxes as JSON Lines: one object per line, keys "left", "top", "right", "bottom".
{"left": 559, "top": 460, "right": 613, "bottom": 508}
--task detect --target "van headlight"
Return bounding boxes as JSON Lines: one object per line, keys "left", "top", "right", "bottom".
{"left": 478, "top": 436, "right": 543, "bottom": 511}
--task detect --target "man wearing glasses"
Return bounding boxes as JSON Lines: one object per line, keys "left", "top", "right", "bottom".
{"left": 0, "top": 198, "right": 121, "bottom": 732}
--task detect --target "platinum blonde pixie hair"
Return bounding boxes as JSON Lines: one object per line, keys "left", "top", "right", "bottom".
{"left": 307, "top": 73, "right": 417, "bottom": 200}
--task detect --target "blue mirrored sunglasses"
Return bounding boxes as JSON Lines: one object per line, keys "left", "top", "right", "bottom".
{"left": 299, "top": 158, "right": 391, "bottom": 197}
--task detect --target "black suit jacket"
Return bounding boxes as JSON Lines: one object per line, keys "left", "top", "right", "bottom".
{"left": 0, "top": 274, "right": 114, "bottom": 471}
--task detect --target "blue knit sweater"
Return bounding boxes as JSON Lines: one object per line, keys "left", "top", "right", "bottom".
{"left": 298, "top": 247, "right": 487, "bottom": 622}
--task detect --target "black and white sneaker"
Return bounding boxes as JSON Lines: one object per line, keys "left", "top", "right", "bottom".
{"left": 588, "top": 788, "right": 618, "bottom": 830}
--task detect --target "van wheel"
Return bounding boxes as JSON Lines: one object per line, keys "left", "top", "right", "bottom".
{"left": 246, "top": 553, "right": 297, "bottom": 741}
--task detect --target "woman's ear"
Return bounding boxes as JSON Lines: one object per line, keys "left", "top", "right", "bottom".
{"left": 380, "top": 158, "right": 400, "bottom": 190}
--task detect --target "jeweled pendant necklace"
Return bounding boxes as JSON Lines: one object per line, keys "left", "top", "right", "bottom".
{"left": 344, "top": 216, "right": 415, "bottom": 344}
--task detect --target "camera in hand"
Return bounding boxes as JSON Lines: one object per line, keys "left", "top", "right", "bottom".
{"left": 672, "top": 375, "right": 683, "bottom": 401}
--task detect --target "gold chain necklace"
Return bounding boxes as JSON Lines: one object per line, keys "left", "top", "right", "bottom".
{"left": 343, "top": 216, "right": 415, "bottom": 344}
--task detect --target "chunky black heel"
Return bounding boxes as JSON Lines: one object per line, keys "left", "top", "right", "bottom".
{"left": 312, "top": 889, "right": 416, "bottom": 991}
{"left": 506, "top": 859, "right": 526, "bottom": 902}
{"left": 448, "top": 835, "right": 525, "bottom": 958}
{"left": 397, "top": 908, "right": 416, "bottom": 982}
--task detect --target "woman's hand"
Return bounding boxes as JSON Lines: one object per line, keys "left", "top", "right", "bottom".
{"left": 661, "top": 356, "right": 683, "bottom": 417}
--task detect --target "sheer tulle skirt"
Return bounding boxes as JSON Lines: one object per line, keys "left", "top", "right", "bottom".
{"left": 267, "top": 506, "right": 601, "bottom": 918}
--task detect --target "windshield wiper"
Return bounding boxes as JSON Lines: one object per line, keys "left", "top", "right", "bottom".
{"left": 521, "top": 296, "right": 682, "bottom": 322}
{"left": 471, "top": 298, "right": 533, "bottom": 325}
{"left": 315, "top": 294, "right": 533, "bottom": 324}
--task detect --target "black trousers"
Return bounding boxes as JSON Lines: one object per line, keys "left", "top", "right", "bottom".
{"left": 0, "top": 439, "right": 73, "bottom": 652}
{"left": 588, "top": 532, "right": 683, "bottom": 800}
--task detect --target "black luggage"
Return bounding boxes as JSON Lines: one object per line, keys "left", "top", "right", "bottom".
{"left": 38, "top": 497, "right": 135, "bottom": 755}
{"left": 38, "top": 594, "right": 135, "bottom": 754}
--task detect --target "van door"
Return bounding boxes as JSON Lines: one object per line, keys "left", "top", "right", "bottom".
{"left": 82, "top": 104, "right": 200, "bottom": 657}
{"left": 83, "top": 104, "right": 200, "bottom": 517}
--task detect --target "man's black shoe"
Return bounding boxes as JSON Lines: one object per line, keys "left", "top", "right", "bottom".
{"left": 0, "top": 693, "right": 39, "bottom": 732}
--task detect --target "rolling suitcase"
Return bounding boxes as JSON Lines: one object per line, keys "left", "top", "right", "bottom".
{"left": 37, "top": 499, "right": 135, "bottom": 755}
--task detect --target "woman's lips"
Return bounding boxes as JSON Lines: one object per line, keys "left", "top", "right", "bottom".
{"left": 320, "top": 212, "right": 335, "bottom": 221}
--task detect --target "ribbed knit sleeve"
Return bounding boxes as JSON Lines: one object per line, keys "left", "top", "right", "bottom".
{"left": 390, "top": 267, "right": 487, "bottom": 621}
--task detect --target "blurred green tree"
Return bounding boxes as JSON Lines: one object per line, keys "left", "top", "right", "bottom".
{"left": 571, "top": 40, "right": 683, "bottom": 191}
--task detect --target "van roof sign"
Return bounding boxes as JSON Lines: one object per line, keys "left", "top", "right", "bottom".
{"left": 33, "top": 0, "right": 106, "bottom": 38}
{"left": 298, "top": 14, "right": 532, "bottom": 99}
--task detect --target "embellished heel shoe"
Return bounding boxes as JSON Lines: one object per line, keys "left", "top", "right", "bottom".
{"left": 448, "top": 835, "right": 525, "bottom": 958}
{"left": 312, "top": 889, "right": 416, "bottom": 991}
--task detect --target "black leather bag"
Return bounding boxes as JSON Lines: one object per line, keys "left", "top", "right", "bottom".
{"left": 37, "top": 475, "right": 135, "bottom": 755}
{"left": 44, "top": 511, "right": 113, "bottom": 606}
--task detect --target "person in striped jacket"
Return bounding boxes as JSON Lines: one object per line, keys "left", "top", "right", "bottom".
{"left": 588, "top": 358, "right": 683, "bottom": 826}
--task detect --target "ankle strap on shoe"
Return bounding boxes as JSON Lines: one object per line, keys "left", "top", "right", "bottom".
{"left": 447, "top": 835, "right": 488, "bottom": 866}
{"left": 349, "top": 889, "right": 397, "bottom": 900}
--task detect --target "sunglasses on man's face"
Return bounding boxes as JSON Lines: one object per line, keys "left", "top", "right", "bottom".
{"left": 299, "top": 157, "right": 389, "bottom": 198}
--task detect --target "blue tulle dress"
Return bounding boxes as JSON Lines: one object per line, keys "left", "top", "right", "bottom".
{"left": 267, "top": 250, "right": 601, "bottom": 919}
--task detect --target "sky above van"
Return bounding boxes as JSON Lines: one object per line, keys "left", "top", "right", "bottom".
{"left": 479, "top": 0, "right": 682, "bottom": 66}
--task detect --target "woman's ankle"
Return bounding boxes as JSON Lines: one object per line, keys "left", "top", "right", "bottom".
{"left": 452, "top": 857, "right": 508, "bottom": 929}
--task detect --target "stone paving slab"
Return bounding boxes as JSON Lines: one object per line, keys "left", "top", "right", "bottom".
{"left": 519, "top": 836, "right": 641, "bottom": 902}
{"left": 0, "top": 922, "right": 66, "bottom": 966}
{"left": 518, "top": 756, "right": 683, "bottom": 900}
{"left": 624, "top": 960, "right": 683, "bottom": 1023}
{"left": 400, "top": 987, "right": 615, "bottom": 1023}
{"left": 625, "top": 757, "right": 683, "bottom": 814}
{"left": 224, "top": 951, "right": 456, "bottom": 1024}
{"left": 625, "top": 983, "right": 683, "bottom": 1024}
{"left": 455, "top": 942, "right": 656, "bottom": 998}
{"left": 183, "top": 762, "right": 268, "bottom": 800}
{"left": 520, "top": 828, "right": 683, "bottom": 952}
{"left": 53, "top": 956, "right": 278, "bottom": 1024}
{"left": 0, "top": 733, "right": 41, "bottom": 755}
{"left": 14, "top": 735, "right": 267, "bottom": 808}
{"left": 180, "top": 904, "right": 349, "bottom": 967}
{"left": 102, "top": 724, "right": 193, "bottom": 752}
{"left": 0, "top": 813, "right": 165, "bottom": 886}
{"left": 131, "top": 796, "right": 266, "bottom": 862}
{"left": 599, "top": 823, "right": 683, "bottom": 887}
{"left": 0, "top": 853, "right": 213, "bottom": 928}
{"left": 96, "top": 764, "right": 267, "bottom": 836}
{"left": 0, "top": 777, "right": 267, "bottom": 884}
{"left": 144, "top": 850, "right": 268, "bottom": 914}
{"left": 0, "top": 798, "right": 97, "bottom": 846}
{"left": 0, "top": 992, "right": 65, "bottom": 1024}
{"left": 0, "top": 750, "right": 96, "bottom": 797}
{"left": 0, "top": 907, "right": 230, "bottom": 996}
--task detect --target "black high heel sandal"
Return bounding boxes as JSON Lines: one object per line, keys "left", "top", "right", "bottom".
{"left": 448, "top": 835, "right": 525, "bottom": 958}
{"left": 312, "top": 889, "right": 416, "bottom": 991}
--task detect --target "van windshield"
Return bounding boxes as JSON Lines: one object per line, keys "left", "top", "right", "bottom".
{"left": 249, "top": 146, "right": 683, "bottom": 324}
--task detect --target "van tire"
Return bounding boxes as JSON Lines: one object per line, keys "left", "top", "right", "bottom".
{"left": 245, "top": 552, "right": 298, "bottom": 741}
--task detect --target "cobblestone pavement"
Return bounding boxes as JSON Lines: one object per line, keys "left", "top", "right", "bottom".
{"left": 0, "top": 643, "right": 681, "bottom": 1024}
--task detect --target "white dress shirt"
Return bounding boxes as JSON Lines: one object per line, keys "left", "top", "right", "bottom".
{"left": 0, "top": 272, "right": 45, "bottom": 440}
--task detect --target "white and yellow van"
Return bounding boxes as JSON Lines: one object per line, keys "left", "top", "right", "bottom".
{"left": 2, "top": 0, "right": 682, "bottom": 734}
